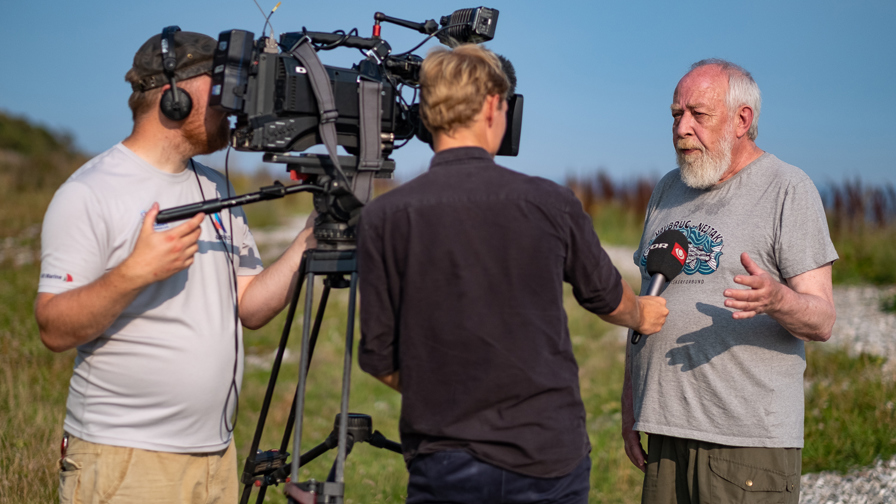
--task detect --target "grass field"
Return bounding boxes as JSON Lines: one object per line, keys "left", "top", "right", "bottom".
{"left": 230, "top": 280, "right": 648, "bottom": 504}
{"left": 3, "top": 202, "right": 895, "bottom": 503}
{"left": 1, "top": 126, "right": 895, "bottom": 502}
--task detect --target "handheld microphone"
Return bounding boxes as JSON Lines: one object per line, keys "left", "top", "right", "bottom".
{"left": 631, "top": 229, "right": 689, "bottom": 344}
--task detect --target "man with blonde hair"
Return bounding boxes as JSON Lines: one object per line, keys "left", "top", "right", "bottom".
{"left": 358, "top": 43, "right": 669, "bottom": 503}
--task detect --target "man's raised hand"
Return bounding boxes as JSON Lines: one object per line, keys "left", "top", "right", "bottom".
{"left": 120, "top": 203, "right": 205, "bottom": 287}
{"left": 724, "top": 252, "right": 784, "bottom": 319}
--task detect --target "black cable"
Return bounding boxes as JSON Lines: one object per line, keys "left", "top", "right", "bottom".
{"left": 393, "top": 137, "right": 412, "bottom": 150}
{"left": 222, "top": 148, "right": 240, "bottom": 434}
{"left": 191, "top": 156, "right": 241, "bottom": 435}
{"left": 300, "top": 27, "right": 360, "bottom": 52}
{"left": 253, "top": 0, "right": 278, "bottom": 41}
{"left": 392, "top": 23, "right": 467, "bottom": 57}
{"left": 263, "top": 12, "right": 276, "bottom": 41}
{"left": 390, "top": 82, "right": 420, "bottom": 148}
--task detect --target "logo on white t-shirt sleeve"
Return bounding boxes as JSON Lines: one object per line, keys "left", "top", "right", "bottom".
{"left": 40, "top": 273, "right": 74, "bottom": 282}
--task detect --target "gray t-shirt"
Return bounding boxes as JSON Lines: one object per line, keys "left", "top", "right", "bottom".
{"left": 631, "top": 153, "right": 838, "bottom": 448}
{"left": 39, "top": 143, "right": 263, "bottom": 453}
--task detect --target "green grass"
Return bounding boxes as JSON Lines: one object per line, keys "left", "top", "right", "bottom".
{"left": 592, "top": 203, "right": 647, "bottom": 249}
{"left": 0, "top": 265, "right": 72, "bottom": 504}
{"left": 235, "top": 285, "right": 411, "bottom": 504}
{"left": 0, "top": 257, "right": 639, "bottom": 503}
{"left": 803, "top": 344, "right": 896, "bottom": 473}
{"left": 882, "top": 294, "right": 896, "bottom": 314}
{"left": 233, "top": 283, "right": 641, "bottom": 504}
{"left": 830, "top": 225, "right": 896, "bottom": 285}
{"left": 9, "top": 258, "right": 895, "bottom": 503}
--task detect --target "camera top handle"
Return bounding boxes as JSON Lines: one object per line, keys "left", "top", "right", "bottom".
{"left": 281, "top": 31, "right": 392, "bottom": 61}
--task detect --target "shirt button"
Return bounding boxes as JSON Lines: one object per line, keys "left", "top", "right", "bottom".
{"left": 745, "top": 480, "right": 753, "bottom": 487}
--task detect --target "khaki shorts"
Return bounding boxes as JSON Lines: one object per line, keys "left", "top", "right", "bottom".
{"left": 641, "top": 434, "right": 801, "bottom": 504}
{"left": 58, "top": 434, "right": 238, "bottom": 504}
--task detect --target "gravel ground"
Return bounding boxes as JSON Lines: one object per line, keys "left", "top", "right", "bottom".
{"left": 801, "top": 456, "right": 896, "bottom": 504}
{"left": 801, "top": 284, "right": 896, "bottom": 504}
{"left": 830, "top": 285, "right": 896, "bottom": 376}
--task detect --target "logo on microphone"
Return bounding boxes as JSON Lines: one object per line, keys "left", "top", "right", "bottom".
{"left": 672, "top": 242, "right": 687, "bottom": 265}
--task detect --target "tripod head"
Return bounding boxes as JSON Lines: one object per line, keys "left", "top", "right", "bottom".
{"left": 263, "top": 153, "right": 395, "bottom": 250}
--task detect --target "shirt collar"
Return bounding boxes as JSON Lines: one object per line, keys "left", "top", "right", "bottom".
{"left": 429, "top": 147, "right": 494, "bottom": 171}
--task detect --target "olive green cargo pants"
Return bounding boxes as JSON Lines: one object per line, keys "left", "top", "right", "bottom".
{"left": 641, "top": 434, "right": 801, "bottom": 504}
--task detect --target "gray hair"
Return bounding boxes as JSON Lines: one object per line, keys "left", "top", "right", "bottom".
{"left": 690, "top": 59, "right": 761, "bottom": 140}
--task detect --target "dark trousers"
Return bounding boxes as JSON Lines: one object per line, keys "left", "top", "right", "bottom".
{"left": 406, "top": 450, "right": 591, "bottom": 504}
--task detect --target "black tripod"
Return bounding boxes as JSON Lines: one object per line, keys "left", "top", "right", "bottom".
{"left": 155, "top": 151, "right": 402, "bottom": 503}
{"left": 238, "top": 247, "right": 402, "bottom": 504}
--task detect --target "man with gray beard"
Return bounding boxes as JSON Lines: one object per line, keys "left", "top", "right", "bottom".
{"left": 620, "top": 59, "right": 838, "bottom": 504}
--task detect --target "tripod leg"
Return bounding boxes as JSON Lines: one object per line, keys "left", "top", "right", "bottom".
{"left": 251, "top": 284, "right": 333, "bottom": 504}
{"left": 333, "top": 272, "right": 359, "bottom": 484}
{"left": 278, "top": 285, "right": 332, "bottom": 454}
{"left": 291, "top": 270, "right": 317, "bottom": 483}
{"left": 327, "top": 436, "right": 356, "bottom": 483}
{"left": 240, "top": 254, "right": 308, "bottom": 504}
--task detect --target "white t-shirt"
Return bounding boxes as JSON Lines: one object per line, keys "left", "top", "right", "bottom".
{"left": 39, "top": 143, "right": 263, "bottom": 453}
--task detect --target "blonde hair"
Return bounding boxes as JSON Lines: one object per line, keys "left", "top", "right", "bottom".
{"left": 419, "top": 44, "right": 510, "bottom": 135}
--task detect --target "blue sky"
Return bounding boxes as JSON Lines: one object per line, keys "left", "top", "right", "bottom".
{"left": 2, "top": 0, "right": 894, "bottom": 187}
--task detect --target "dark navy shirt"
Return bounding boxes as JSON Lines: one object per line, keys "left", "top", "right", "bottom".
{"left": 357, "top": 147, "right": 623, "bottom": 477}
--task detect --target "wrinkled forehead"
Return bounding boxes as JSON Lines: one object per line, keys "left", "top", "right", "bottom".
{"left": 672, "top": 66, "right": 728, "bottom": 107}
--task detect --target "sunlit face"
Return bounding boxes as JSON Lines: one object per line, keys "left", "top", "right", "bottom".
{"left": 181, "top": 75, "right": 230, "bottom": 155}
{"left": 671, "top": 66, "right": 735, "bottom": 189}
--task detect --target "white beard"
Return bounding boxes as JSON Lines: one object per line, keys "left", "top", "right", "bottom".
{"left": 676, "top": 126, "right": 735, "bottom": 189}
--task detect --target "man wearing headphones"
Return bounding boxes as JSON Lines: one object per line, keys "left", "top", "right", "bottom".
{"left": 35, "top": 29, "right": 314, "bottom": 503}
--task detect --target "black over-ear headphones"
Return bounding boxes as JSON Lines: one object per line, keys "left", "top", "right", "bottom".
{"left": 159, "top": 25, "right": 193, "bottom": 122}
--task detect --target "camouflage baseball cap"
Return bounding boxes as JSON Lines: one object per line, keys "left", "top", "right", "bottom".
{"left": 126, "top": 30, "right": 217, "bottom": 92}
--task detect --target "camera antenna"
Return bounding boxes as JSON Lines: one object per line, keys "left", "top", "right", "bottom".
{"left": 253, "top": 0, "right": 281, "bottom": 39}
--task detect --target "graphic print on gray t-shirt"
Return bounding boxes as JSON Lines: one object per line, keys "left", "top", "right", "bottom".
{"left": 641, "top": 220, "right": 725, "bottom": 276}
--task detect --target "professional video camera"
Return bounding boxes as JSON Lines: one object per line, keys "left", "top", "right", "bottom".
{"left": 204, "top": 6, "right": 522, "bottom": 248}
{"left": 156, "top": 9, "right": 524, "bottom": 504}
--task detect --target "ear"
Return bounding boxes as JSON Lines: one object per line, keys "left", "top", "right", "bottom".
{"left": 483, "top": 94, "right": 501, "bottom": 127}
{"left": 735, "top": 105, "right": 754, "bottom": 139}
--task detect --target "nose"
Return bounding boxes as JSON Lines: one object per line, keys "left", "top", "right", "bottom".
{"left": 674, "top": 111, "right": 694, "bottom": 140}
